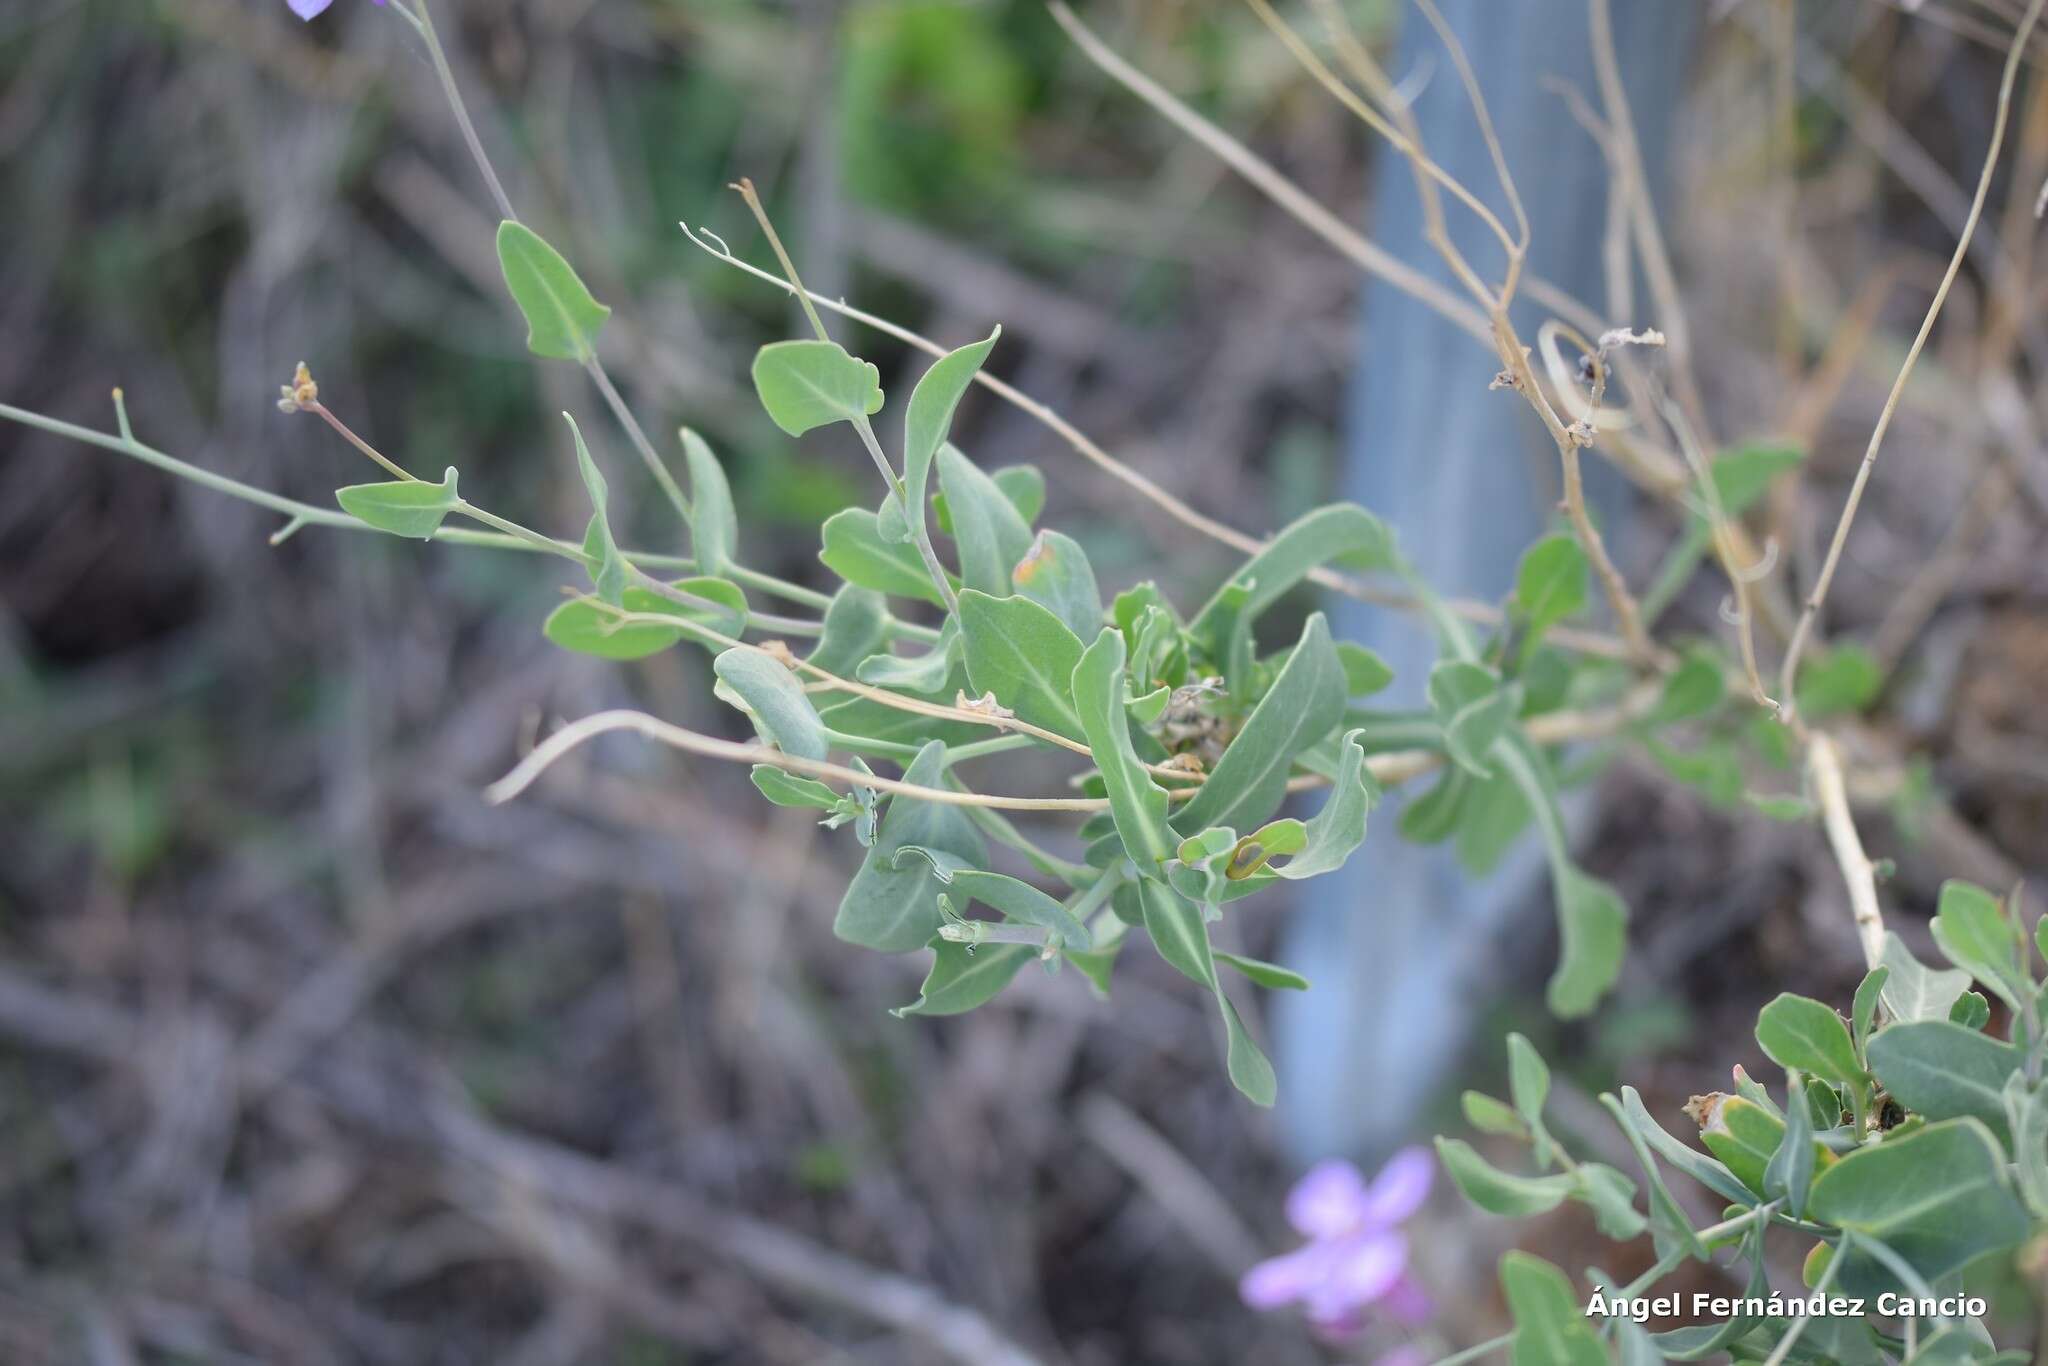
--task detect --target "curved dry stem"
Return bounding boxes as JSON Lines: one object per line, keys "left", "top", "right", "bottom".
{"left": 1777, "top": 0, "right": 2045, "bottom": 717}
{"left": 1046, "top": 0, "right": 1491, "bottom": 343}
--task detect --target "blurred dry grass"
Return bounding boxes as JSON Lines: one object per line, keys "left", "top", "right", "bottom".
{"left": 3, "top": 0, "right": 2048, "bottom": 1361}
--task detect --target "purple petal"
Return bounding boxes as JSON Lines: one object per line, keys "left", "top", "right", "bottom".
{"left": 1239, "top": 1244, "right": 1329, "bottom": 1311}
{"left": 1380, "top": 1271, "right": 1434, "bottom": 1325}
{"left": 1286, "top": 1159, "right": 1372, "bottom": 1238}
{"left": 1375, "top": 1349, "right": 1430, "bottom": 1366}
{"left": 1311, "top": 1231, "right": 1407, "bottom": 1318}
{"left": 1358, "top": 1146, "right": 1433, "bottom": 1228}
{"left": 288, "top": 0, "right": 335, "bottom": 17}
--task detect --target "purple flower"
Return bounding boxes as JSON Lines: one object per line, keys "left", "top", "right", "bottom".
{"left": 289, "top": 0, "right": 384, "bottom": 18}
{"left": 1241, "top": 1148, "right": 1434, "bottom": 1342}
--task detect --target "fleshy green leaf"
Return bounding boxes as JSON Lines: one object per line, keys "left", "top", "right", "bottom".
{"left": 1648, "top": 647, "right": 1726, "bottom": 725}
{"left": 495, "top": 220, "right": 610, "bottom": 362}
{"left": 1219, "top": 994, "right": 1277, "bottom": 1107}
{"left": 1513, "top": 534, "right": 1588, "bottom": 643}
{"left": 879, "top": 327, "right": 999, "bottom": 544}
{"left": 713, "top": 648, "right": 829, "bottom": 761}
{"left": 1597, "top": 1091, "right": 1708, "bottom": 1262}
{"left": 1335, "top": 642, "right": 1394, "bottom": 697}
{"left": 936, "top": 444, "right": 1033, "bottom": 597}
{"left": 892, "top": 941, "right": 1034, "bottom": 1017}
{"left": 1137, "top": 879, "right": 1274, "bottom": 1105}
{"left": 1880, "top": 932, "right": 1973, "bottom": 1023}
{"left": 991, "top": 464, "right": 1046, "bottom": 524}
{"left": 1755, "top": 994, "right": 1865, "bottom": 1086}
{"left": 336, "top": 466, "right": 459, "bottom": 539}
{"left": 1765, "top": 1069, "right": 1816, "bottom": 1218}
{"left": 1437, "top": 1139, "right": 1574, "bottom": 1216}
{"left": 1851, "top": 965, "right": 1889, "bottom": 1054}
{"left": 1572, "top": 1162, "right": 1647, "bottom": 1239}
{"left": 821, "top": 506, "right": 955, "bottom": 605}
{"left": 1011, "top": 530, "right": 1104, "bottom": 641}
{"left": 1213, "top": 951, "right": 1308, "bottom": 990}
{"left": 1507, "top": 1032, "right": 1551, "bottom": 1135}
{"left": 1867, "top": 1020, "right": 2020, "bottom": 1142}
{"left": 749, "top": 766, "right": 845, "bottom": 811}
{"left": 836, "top": 741, "right": 985, "bottom": 952}
{"left": 1931, "top": 879, "right": 2027, "bottom": 1009}
{"left": 681, "top": 428, "right": 738, "bottom": 575}
{"left": 1186, "top": 503, "right": 1397, "bottom": 652}
{"left": 1501, "top": 1252, "right": 1607, "bottom": 1366}
{"left": 1463, "top": 1091, "right": 1528, "bottom": 1139}
{"left": 1548, "top": 868, "right": 1627, "bottom": 1019}
{"left": 1617, "top": 1086, "right": 1755, "bottom": 1208}
{"left": 1806, "top": 1119, "right": 2028, "bottom": 1297}
{"left": 544, "top": 577, "right": 746, "bottom": 660}
{"left": 1429, "top": 660, "right": 1513, "bottom": 779}
{"left": 1171, "top": 614, "right": 1344, "bottom": 834}
{"left": 893, "top": 854, "right": 1091, "bottom": 952}
{"left": 751, "top": 339, "right": 884, "bottom": 437}
{"left": 1795, "top": 644, "right": 1884, "bottom": 719}
{"left": 856, "top": 620, "right": 960, "bottom": 693}
{"left": 564, "top": 414, "right": 626, "bottom": 605}
{"left": 1229, "top": 728, "right": 1378, "bottom": 888}
{"left": 957, "top": 590, "right": 1086, "bottom": 739}
{"left": 806, "top": 586, "right": 891, "bottom": 676}
{"left": 1073, "top": 628, "right": 1176, "bottom": 871}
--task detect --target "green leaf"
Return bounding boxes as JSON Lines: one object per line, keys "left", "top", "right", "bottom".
{"left": 892, "top": 941, "right": 1034, "bottom": 1017}
{"left": 1952, "top": 991, "right": 1992, "bottom": 1031}
{"left": 544, "top": 577, "right": 747, "bottom": 660}
{"left": 1219, "top": 994, "right": 1277, "bottom": 1107}
{"left": 751, "top": 339, "right": 884, "bottom": 437}
{"left": 1806, "top": 1119, "right": 2028, "bottom": 1297}
{"left": 749, "top": 766, "right": 845, "bottom": 811}
{"left": 1765, "top": 1070, "right": 1816, "bottom": 1218}
{"left": 2002, "top": 1071, "right": 2048, "bottom": 1217}
{"left": 680, "top": 428, "right": 738, "bottom": 575}
{"left": 806, "top": 586, "right": 891, "bottom": 676}
{"left": 1453, "top": 769, "right": 1533, "bottom": 874}
{"left": 836, "top": 741, "right": 985, "bottom": 952}
{"left": 1507, "top": 1032, "right": 1551, "bottom": 1135}
{"left": 563, "top": 414, "right": 625, "bottom": 605}
{"left": 495, "top": 220, "right": 610, "bottom": 362}
{"left": 1186, "top": 503, "right": 1397, "bottom": 652}
{"left": 713, "top": 648, "right": 829, "bottom": 761}
{"left": 1501, "top": 1253, "right": 1606, "bottom": 1366}
{"left": 1572, "top": 1163, "right": 1647, "bottom": 1239}
{"left": 1335, "top": 642, "right": 1394, "bottom": 697}
{"left": 1548, "top": 868, "right": 1627, "bottom": 1019}
{"left": 1072, "top": 628, "right": 1177, "bottom": 871}
{"left": 1213, "top": 951, "right": 1308, "bottom": 991}
{"left": 1756, "top": 994, "right": 1865, "bottom": 1086}
{"left": 1011, "top": 530, "right": 1103, "bottom": 641}
{"left": 1428, "top": 660, "right": 1512, "bottom": 778}
{"left": 1648, "top": 647, "right": 1726, "bottom": 725}
{"left": 897, "top": 856, "right": 1091, "bottom": 952}
{"left": 936, "top": 444, "right": 1033, "bottom": 597}
{"left": 1649, "top": 1224, "right": 1770, "bottom": 1357}
{"left": 856, "top": 620, "right": 960, "bottom": 693}
{"left": 1867, "top": 1020, "right": 2020, "bottom": 1142}
{"left": 1932, "top": 879, "right": 2026, "bottom": 1009}
{"left": 957, "top": 590, "right": 1086, "bottom": 739}
{"left": 1171, "top": 614, "right": 1345, "bottom": 834}
{"left": 1138, "top": 877, "right": 1216, "bottom": 990}
{"left": 1597, "top": 1091, "right": 1708, "bottom": 1263}
{"left": 1852, "top": 965, "right": 1888, "bottom": 1055}
{"left": 1463, "top": 1091, "right": 1528, "bottom": 1139}
{"left": 991, "top": 464, "right": 1046, "bottom": 524}
{"left": 1880, "top": 932, "right": 1973, "bottom": 1023}
{"left": 820, "top": 506, "right": 954, "bottom": 605}
{"left": 1711, "top": 442, "right": 1805, "bottom": 516}
{"left": 335, "top": 467, "right": 460, "bottom": 539}
{"left": 1513, "top": 534, "right": 1588, "bottom": 642}
{"left": 1436, "top": 1138, "right": 1574, "bottom": 1217}
{"left": 1230, "top": 728, "right": 1377, "bottom": 888}
{"left": 1795, "top": 643, "right": 1884, "bottom": 719}
{"left": 1616, "top": 1086, "right": 1755, "bottom": 1208}
{"left": 879, "top": 327, "right": 999, "bottom": 544}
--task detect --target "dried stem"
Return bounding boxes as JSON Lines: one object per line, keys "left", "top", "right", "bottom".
{"left": 1809, "top": 735, "right": 1888, "bottom": 968}
{"left": 1777, "top": 0, "right": 2044, "bottom": 717}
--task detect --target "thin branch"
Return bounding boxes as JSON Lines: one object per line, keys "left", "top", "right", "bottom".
{"left": 1777, "top": 0, "right": 2045, "bottom": 716}
{"left": 1046, "top": 0, "right": 1492, "bottom": 344}
{"left": 1810, "top": 733, "right": 1886, "bottom": 970}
